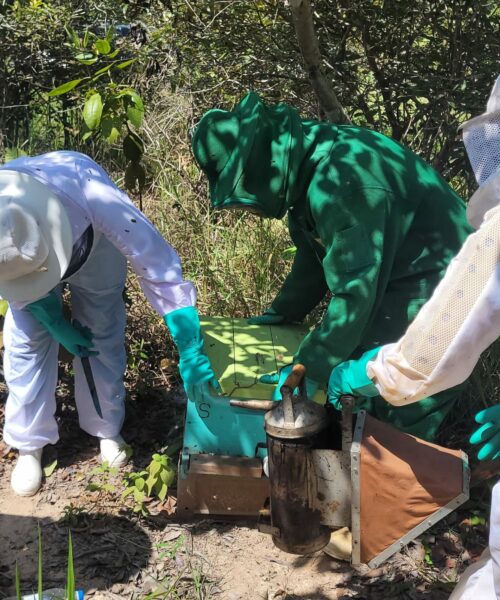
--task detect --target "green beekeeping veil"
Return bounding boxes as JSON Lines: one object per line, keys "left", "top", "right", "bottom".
{"left": 192, "top": 92, "right": 304, "bottom": 219}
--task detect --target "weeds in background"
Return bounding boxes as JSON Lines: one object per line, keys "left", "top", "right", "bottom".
{"left": 121, "top": 92, "right": 292, "bottom": 394}
{"left": 122, "top": 453, "right": 175, "bottom": 516}
{"left": 142, "top": 534, "right": 215, "bottom": 600}
{"left": 62, "top": 504, "right": 89, "bottom": 529}
{"left": 86, "top": 461, "right": 119, "bottom": 497}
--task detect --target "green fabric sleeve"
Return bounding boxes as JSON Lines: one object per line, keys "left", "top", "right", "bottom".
{"left": 270, "top": 215, "right": 328, "bottom": 322}
{"left": 295, "top": 187, "right": 398, "bottom": 384}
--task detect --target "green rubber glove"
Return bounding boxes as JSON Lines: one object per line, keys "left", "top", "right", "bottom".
{"left": 327, "top": 347, "right": 381, "bottom": 409}
{"left": 260, "top": 364, "right": 319, "bottom": 401}
{"left": 26, "top": 291, "right": 98, "bottom": 357}
{"left": 164, "top": 306, "right": 220, "bottom": 390}
{"left": 248, "top": 307, "right": 288, "bottom": 326}
{"left": 470, "top": 405, "right": 500, "bottom": 461}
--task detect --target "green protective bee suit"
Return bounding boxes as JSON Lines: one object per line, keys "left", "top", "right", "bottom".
{"left": 192, "top": 92, "right": 473, "bottom": 440}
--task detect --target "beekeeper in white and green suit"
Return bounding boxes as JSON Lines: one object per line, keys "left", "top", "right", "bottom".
{"left": 192, "top": 92, "right": 472, "bottom": 441}
{"left": 0, "top": 151, "right": 218, "bottom": 497}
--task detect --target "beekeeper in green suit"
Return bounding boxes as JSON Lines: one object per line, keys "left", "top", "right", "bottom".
{"left": 192, "top": 91, "right": 472, "bottom": 440}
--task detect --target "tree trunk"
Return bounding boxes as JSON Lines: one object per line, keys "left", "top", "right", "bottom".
{"left": 289, "top": 0, "right": 350, "bottom": 124}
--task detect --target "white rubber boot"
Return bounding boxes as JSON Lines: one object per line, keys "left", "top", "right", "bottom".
{"left": 11, "top": 448, "right": 43, "bottom": 497}
{"left": 99, "top": 434, "right": 129, "bottom": 467}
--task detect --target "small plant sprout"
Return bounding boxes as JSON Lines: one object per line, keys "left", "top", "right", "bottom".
{"left": 122, "top": 453, "right": 175, "bottom": 516}
{"left": 86, "top": 461, "right": 119, "bottom": 495}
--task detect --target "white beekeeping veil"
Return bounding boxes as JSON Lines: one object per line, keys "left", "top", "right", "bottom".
{"left": 461, "top": 76, "right": 500, "bottom": 228}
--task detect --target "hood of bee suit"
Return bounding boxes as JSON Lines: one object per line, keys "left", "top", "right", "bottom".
{"left": 192, "top": 92, "right": 335, "bottom": 219}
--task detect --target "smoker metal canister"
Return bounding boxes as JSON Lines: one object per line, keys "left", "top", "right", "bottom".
{"left": 264, "top": 365, "right": 332, "bottom": 554}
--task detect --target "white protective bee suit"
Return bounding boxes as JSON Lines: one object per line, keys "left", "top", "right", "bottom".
{"left": 1, "top": 150, "right": 196, "bottom": 451}
{"left": 366, "top": 77, "right": 500, "bottom": 600}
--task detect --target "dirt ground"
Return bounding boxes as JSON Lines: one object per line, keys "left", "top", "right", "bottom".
{"left": 0, "top": 380, "right": 492, "bottom": 600}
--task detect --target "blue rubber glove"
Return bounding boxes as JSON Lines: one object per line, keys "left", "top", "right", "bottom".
{"left": 26, "top": 291, "right": 98, "bottom": 357}
{"left": 164, "top": 306, "right": 220, "bottom": 391}
{"left": 260, "top": 364, "right": 319, "bottom": 401}
{"left": 470, "top": 405, "right": 500, "bottom": 461}
{"left": 327, "top": 347, "right": 381, "bottom": 409}
{"left": 248, "top": 307, "right": 288, "bottom": 326}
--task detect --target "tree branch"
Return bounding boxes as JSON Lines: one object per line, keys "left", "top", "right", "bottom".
{"left": 289, "top": 0, "right": 350, "bottom": 123}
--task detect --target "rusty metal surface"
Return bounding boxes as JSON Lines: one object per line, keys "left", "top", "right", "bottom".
{"left": 311, "top": 448, "right": 351, "bottom": 528}
{"left": 350, "top": 410, "right": 366, "bottom": 566}
{"left": 267, "top": 435, "right": 331, "bottom": 554}
{"left": 229, "top": 399, "right": 276, "bottom": 411}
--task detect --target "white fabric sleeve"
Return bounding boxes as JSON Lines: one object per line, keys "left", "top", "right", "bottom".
{"left": 76, "top": 159, "right": 196, "bottom": 316}
{"left": 367, "top": 204, "right": 500, "bottom": 405}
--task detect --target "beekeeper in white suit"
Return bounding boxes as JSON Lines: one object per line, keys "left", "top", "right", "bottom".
{"left": 0, "top": 151, "right": 219, "bottom": 497}
{"left": 328, "top": 75, "right": 500, "bottom": 599}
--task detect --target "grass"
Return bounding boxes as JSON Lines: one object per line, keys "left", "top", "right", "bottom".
{"left": 12, "top": 527, "right": 76, "bottom": 600}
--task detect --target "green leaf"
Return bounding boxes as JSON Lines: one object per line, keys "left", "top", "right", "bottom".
{"left": 160, "top": 468, "right": 175, "bottom": 486}
{"left": 67, "top": 531, "right": 75, "bottom": 600}
{"left": 101, "top": 115, "right": 122, "bottom": 144}
{"left": 148, "top": 461, "right": 161, "bottom": 477}
{"left": 86, "top": 483, "right": 102, "bottom": 492}
{"left": 38, "top": 524, "right": 43, "bottom": 600}
{"left": 116, "top": 58, "right": 137, "bottom": 70}
{"left": 123, "top": 134, "right": 144, "bottom": 161}
{"left": 135, "top": 477, "right": 145, "bottom": 492}
{"left": 15, "top": 562, "right": 21, "bottom": 600}
{"left": 43, "top": 458, "right": 58, "bottom": 478}
{"left": 48, "top": 79, "right": 86, "bottom": 97}
{"left": 83, "top": 93, "right": 103, "bottom": 130}
{"left": 127, "top": 105, "right": 144, "bottom": 128}
{"left": 124, "top": 160, "right": 146, "bottom": 191}
{"left": 134, "top": 487, "right": 145, "bottom": 503}
{"left": 107, "top": 48, "right": 121, "bottom": 59}
{"left": 157, "top": 482, "right": 168, "bottom": 502}
{"left": 95, "top": 39, "right": 111, "bottom": 55}
{"left": 124, "top": 91, "right": 145, "bottom": 128}
{"left": 94, "top": 63, "right": 115, "bottom": 76}
{"left": 282, "top": 246, "right": 297, "bottom": 259}
{"left": 144, "top": 476, "right": 156, "bottom": 496}
{"left": 77, "top": 58, "right": 98, "bottom": 66}
{"left": 0, "top": 299, "right": 8, "bottom": 317}
{"left": 82, "top": 131, "right": 93, "bottom": 142}
{"left": 75, "top": 52, "right": 94, "bottom": 61}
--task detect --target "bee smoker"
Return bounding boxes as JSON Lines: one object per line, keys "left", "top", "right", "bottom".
{"left": 262, "top": 364, "right": 333, "bottom": 554}
{"left": 257, "top": 366, "right": 470, "bottom": 567}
